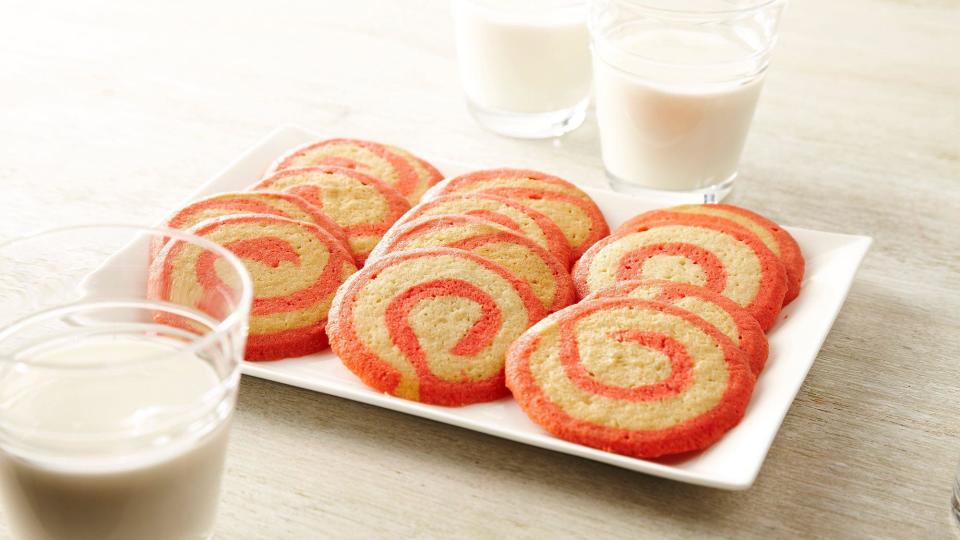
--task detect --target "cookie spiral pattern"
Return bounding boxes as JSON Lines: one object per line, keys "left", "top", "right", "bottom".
{"left": 369, "top": 214, "right": 576, "bottom": 313}
{"left": 617, "top": 204, "right": 804, "bottom": 305}
{"left": 267, "top": 138, "right": 442, "bottom": 203}
{"left": 505, "top": 297, "right": 755, "bottom": 458}
{"left": 327, "top": 248, "right": 548, "bottom": 406}
{"left": 149, "top": 214, "right": 358, "bottom": 361}
{"left": 424, "top": 169, "right": 609, "bottom": 259}
{"left": 585, "top": 279, "right": 768, "bottom": 375}
{"left": 573, "top": 215, "right": 787, "bottom": 331}
{"left": 400, "top": 193, "right": 572, "bottom": 267}
{"left": 252, "top": 166, "right": 410, "bottom": 264}
{"left": 154, "top": 191, "right": 349, "bottom": 260}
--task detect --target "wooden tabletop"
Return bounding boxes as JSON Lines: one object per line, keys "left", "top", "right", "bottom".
{"left": 2, "top": 0, "right": 958, "bottom": 538}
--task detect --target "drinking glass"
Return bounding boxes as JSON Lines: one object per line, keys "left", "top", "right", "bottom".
{"left": 0, "top": 225, "right": 253, "bottom": 540}
{"left": 953, "top": 459, "right": 960, "bottom": 528}
{"left": 452, "top": 0, "right": 592, "bottom": 138}
{"left": 589, "top": 0, "right": 786, "bottom": 201}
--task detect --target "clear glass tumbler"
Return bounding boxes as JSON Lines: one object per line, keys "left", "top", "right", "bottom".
{"left": 953, "top": 460, "right": 960, "bottom": 528}
{"left": 0, "top": 225, "right": 253, "bottom": 540}
{"left": 452, "top": 0, "right": 592, "bottom": 138}
{"left": 589, "top": 0, "right": 786, "bottom": 201}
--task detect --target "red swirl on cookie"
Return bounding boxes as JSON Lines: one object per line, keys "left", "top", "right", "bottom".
{"left": 505, "top": 297, "right": 755, "bottom": 458}
{"left": 266, "top": 138, "right": 442, "bottom": 204}
{"left": 424, "top": 169, "right": 609, "bottom": 259}
{"left": 584, "top": 279, "right": 769, "bottom": 375}
{"left": 152, "top": 191, "right": 350, "bottom": 260}
{"left": 252, "top": 166, "right": 411, "bottom": 264}
{"left": 618, "top": 204, "right": 804, "bottom": 305}
{"left": 326, "top": 248, "right": 547, "bottom": 406}
{"left": 399, "top": 193, "right": 573, "bottom": 268}
{"left": 149, "top": 214, "right": 358, "bottom": 361}
{"left": 369, "top": 215, "right": 575, "bottom": 313}
{"left": 573, "top": 215, "right": 787, "bottom": 331}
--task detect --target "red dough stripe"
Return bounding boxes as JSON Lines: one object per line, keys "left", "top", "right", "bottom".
{"left": 155, "top": 191, "right": 351, "bottom": 262}
{"left": 584, "top": 279, "right": 769, "bottom": 375}
{"left": 150, "top": 214, "right": 357, "bottom": 361}
{"left": 402, "top": 193, "right": 573, "bottom": 268}
{"left": 619, "top": 205, "right": 804, "bottom": 305}
{"left": 272, "top": 138, "right": 420, "bottom": 200}
{"left": 615, "top": 243, "right": 727, "bottom": 294}
{"left": 506, "top": 297, "right": 755, "bottom": 459}
{"left": 386, "top": 279, "right": 503, "bottom": 399}
{"left": 561, "top": 329, "right": 694, "bottom": 401}
{"left": 574, "top": 215, "right": 787, "bottom": 331}
{"left": 328, "top": 248, "right": 548, "bottom": 406}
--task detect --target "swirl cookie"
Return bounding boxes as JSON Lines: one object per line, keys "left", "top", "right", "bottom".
{"left": 400, "top": 193, "right": 572, "bottom": 267}
{"left": 505, "top": 297, "right": 755, "bottom": 458}
{"left": 618, "top": 204, "right": 804, "bottom": 304}
{"left": 153, "top": 191, "right": 349, "bottom": 260}
{"left": 267, "top": 138, "right": 442, "bottom": 203}
{"left": 425, "top": 169, "right": 609, "bottom": 260}
{"left": 326, "top": 248, "right": 548, "bottom": 406}
{"left": 585, "top": 279, "right": 768, "bottom": 375}
{"left": 369, "top": 215, "right": 576, "bottom": 313}
{"left": 573, "top": 215, "right": 787, "bottom": 331}
{"left": 149, "top": 214, "right": 358, "bottom": 361}
{"left": 252, "top": 166, "right": 411, "bottom": 264}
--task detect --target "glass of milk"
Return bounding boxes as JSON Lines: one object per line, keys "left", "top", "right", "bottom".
{"left": 0, "top": 225, "right": 253, "bottom": 540}
{"left": 590, "top": 0, "right": 786, "bottom": 201}
{"left": 452, "top": 0, "right": 592, "bottom": 138}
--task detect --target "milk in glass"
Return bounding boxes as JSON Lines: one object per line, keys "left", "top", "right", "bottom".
{"left": 0, "top": 338, "right": 231, "bottom": 540}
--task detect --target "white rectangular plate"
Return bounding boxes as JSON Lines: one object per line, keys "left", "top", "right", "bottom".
{"left": 89, "top": 125, "right": 871, "bottom": 490}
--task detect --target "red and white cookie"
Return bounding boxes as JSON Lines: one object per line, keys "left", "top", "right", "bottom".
{"left": 252, "top": 166, "right": 411, "bottom": 264}
{"left": 617, "top": 204, "right": 804, "bottom": 305}
{"left": 153, "top": 191, "right": 349, "bottom": 260}
{"left": 399, "top": 193, "right": 572, "bottom": 267}
{"left": 370, "top": 215, "right": 576, "bottom": 313}
{"left": 585, "top": 279, "right": 768, "bottom": 375}
{"left": 573, "top": 214, "right": 787, "bottom": 331}
{"left": 266, "top": 138, "right": 442, "bottom": 204}
{"left": 149, "top": 214, "right": 358, "bottom": 361}
{"left": 425, "top": 169, "right": 609, "bottom": 260}
{"left": 326, "top": 248, "right": 548, "bottom": 406}
{"left": 506, "top": 297, "right": 755, "bottom": 458}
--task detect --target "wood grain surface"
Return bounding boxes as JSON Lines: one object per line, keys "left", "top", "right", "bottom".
{"left": 1, "top": 0, "right": 958, "bottom": 538}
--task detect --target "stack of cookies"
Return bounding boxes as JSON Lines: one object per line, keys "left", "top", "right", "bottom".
{"left": 507, "top": 203, "right": 804, "bottom": 458}
{"left": 147, "top": 139, "right": 805, "bottom": 461}
{"left": 327, "top": 169, "right": 608, "bottom": 405}
{"left": 148, "top": 138, "right": 443, "bottom": 360}
{"left": 330, "top": 180, "right": 803, "bottom": 459}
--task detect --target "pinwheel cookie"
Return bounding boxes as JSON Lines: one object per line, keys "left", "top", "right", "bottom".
{"left": 585, "top": 279, "right": 768, "bottom": 375}
{"left": 573, "top": 214, "right": 787, "bottom": 331}
{"left": 252, "top": 166, "right": 410, "bottom": 264}
{"left": 266, "top": 138, "right": 442, "bottom": 204}
{"left": 505, "top": 297, "right": 755, "bottom": 458}
{"left": 149, "top": 214, "right": 358, "bottom": 361}
{"left": 400, "top": 193, "right": 572, "bottom": 267}
{"left": 618, "top": 204, "right": 804, "bottom": 304}
{"left": 326, "top": 248, "right": 548, "bottom": 406}
{"left": 153, "top": 191, "right": 349, "bottom": 260}
{"left": 425, "top": 169, "right": 609, "bottom": 260}
{"left": 369, "top": 215, "right": 576, "bottom": 313}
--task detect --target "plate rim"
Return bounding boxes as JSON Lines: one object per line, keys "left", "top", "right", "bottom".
{"left": 160, "top": 124, "right": 875, "bottom": 489}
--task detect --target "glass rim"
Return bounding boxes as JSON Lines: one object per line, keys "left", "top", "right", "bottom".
{"left": 0, "top": 223, "right": 254, "bottom": 370}
{"left": 606, "top": 0, "right": 786, "bottom": 16}
{"left": 590, "top": 38, "right": 776, "bottom": 74}
{"left": 458, "top": 0, "right": 587, "bottom": 7}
